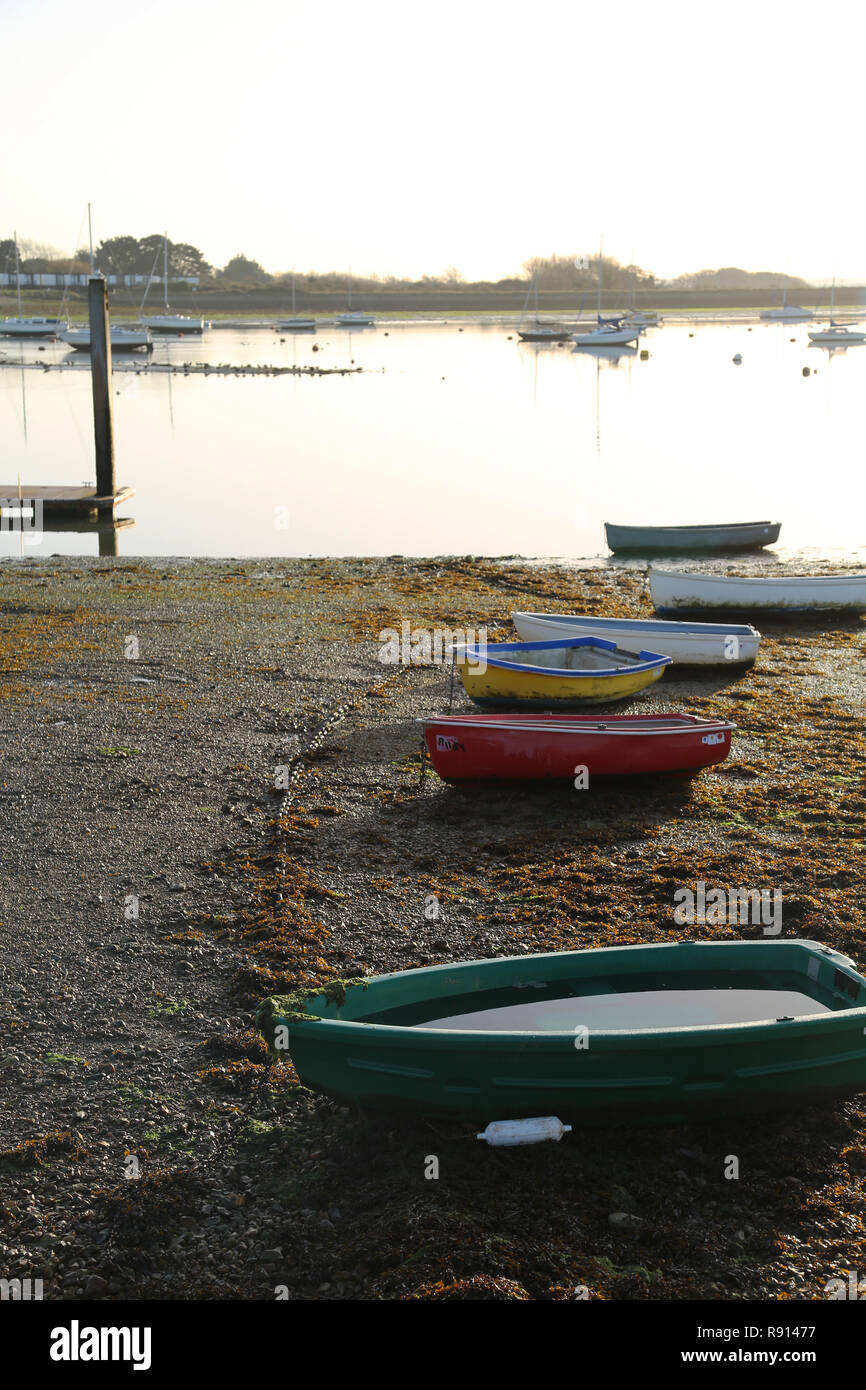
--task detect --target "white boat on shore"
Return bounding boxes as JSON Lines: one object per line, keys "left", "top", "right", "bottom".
{"left": 650, "top": 567, "right": 866, "bottom": 613}
{"left": 511, "top": 611, "right": 761, "bottom": 666}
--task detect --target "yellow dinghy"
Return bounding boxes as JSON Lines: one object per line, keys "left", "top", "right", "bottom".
{"left": 451, "top": 637, "right": 671, "bottom": 706}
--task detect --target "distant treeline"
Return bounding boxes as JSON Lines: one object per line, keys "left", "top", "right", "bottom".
{"left": 0, "top": 235, "right": 810, "bottom": 292}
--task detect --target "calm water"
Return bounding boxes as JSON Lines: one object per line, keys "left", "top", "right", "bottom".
{"left": 1, "top": 319, "right": 865, "bottom": 559}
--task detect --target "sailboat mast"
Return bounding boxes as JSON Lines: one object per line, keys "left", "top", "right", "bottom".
{"left": 14, "top": 231, "right": 22, "bottom": 319}
{"left": 164, "top": 232, "right": 169, "bottom": 311}
{"left": 292, "top": 271, "right": 296, "bottom": 316}
{"left": 87, "top": 203, "right": 95, "bottom": 275}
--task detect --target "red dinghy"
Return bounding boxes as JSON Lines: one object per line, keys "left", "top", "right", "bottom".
{"left": 421, "top": 713, "right": 735, "bottom": 781}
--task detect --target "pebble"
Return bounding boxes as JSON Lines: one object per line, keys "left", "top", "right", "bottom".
{"left": 608, "top": 1212, "right": 642, "bottom": 1230}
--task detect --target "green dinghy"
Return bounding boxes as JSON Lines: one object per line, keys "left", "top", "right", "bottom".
{"left": 257, "top": 940, "right": 866, "bottom": 1125}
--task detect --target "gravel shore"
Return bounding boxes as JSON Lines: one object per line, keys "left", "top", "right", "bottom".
{"left": 0, "top": 555, "right": 863, "bottom": 1301}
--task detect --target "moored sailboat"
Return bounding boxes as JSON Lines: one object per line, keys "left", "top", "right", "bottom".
{"left": 760, "top": 286, "right": 811, "bottom": 321}
{"left": 141, "top": 233, "right": 207, "bottom": 333}
{"left": 574, "top": 243, "right": 640, "bottom": 346}
{"left": 807, "top": 282, "right": 866, "bottom": 345}
{"left": 278, "top": 271, "right": 316, "bottom": 331}
{"left": 516, "top": 270, "right": 572, "bottom": 342}
{"left": 0, "top": 232, "right": 67, "bottom": 337}
{"left": 58, "top": 205, "right": 152, "bottom": 351}
{"left": 335, "top": 271, "right": 375, "bottom": 326}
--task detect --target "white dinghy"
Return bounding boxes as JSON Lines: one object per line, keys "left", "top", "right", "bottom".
{"left": 650, "top": 568, "right": 866, "bottom": 613}
{"left": 511, "top": 611, "right": 761, "bottom": 666}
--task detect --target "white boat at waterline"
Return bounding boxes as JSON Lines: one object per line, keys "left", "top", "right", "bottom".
{"left": 143, "top": 313, "right": 207, "bottom": 334}
{"left": 335, "top": 310, "right": 376, "bottom": 326}
{"left": 623, "top": 310, "right": 661, "bottom": 327}
{"left": 516, "top": 271, "right": 573, "bottom": 341}
{"left": 511, "top": 611, "right": 761, "bottom": 666}
{"left": 808, "top": 323, "right": 866, "bottom": 345}
{"left": 141, "top": 233, "right": 207, "bottom": 333}
{"left": 59, "top": 325, "right": 152, "bottom": 352}
{"left": 807, "top": 281, "right": 865, "bottom": 345}
{"left": 574, "top": 321, "right": 640, "bottom": 346}
{"left": 760, "top": 289, "right": 811, "bottom": 322}
{"left": 335, "top": 272, "right": 375, "bottom": 327}
{"left": 650, "top": 567, "right": 866, "bottom": 613}
{"left": 0, "top": 316, "right": 66, "bottom": 338}
{"left": 278, "top": 272, "right": 316, "bottom": 331}
{"left": 573, "top": 238, "right": 640, "bottom": 347}
{"left": 0, "top": 232, "right": 68, "bottom": 337}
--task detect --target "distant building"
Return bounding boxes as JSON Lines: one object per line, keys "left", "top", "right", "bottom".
{"left": 0, "top": 272, "right": 200, "bottom": 289}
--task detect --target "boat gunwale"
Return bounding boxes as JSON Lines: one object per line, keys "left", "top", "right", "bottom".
{"left": 650, "top": 567, "right": 866, "bottom": 589}
{"left": 452, "top": 636, "right": 672, "bottom": 679}
{"left": 608, "top": 521, "right": 780, "bottom": 536}
{"left": 511, "top": 610, "right": 761, "bottom": 639}
{"left": 269, "top": 941, "right": 866, "bottom": 1046}
{"left": 419, "top": 714, "right": 737, "bottom": 736}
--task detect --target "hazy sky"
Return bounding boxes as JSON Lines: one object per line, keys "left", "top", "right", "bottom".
{"left": 3, "top": 0, "right": 865, "bottom": 283}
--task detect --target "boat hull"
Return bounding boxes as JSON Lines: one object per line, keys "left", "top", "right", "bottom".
{"left": 257, "top": 940, "right": 866, "bottom": 1123}
{"left": 517, "top": 329, "right": 572, "bottom": 342}
{"left": 808, "top": 330, "right": 866, "bottom": 344}
{"left": 0, "top": 318, "right": 66, "bottom": 337}
{"left": 453, "top": 637, "right": 670, "bottom": 706}
{"left": 142, "top": 316, "right": 206, "bottom": 333}
{"left": 760, "top": 308, "right": 811, "bottom": 321}
{"left": 574, "top": 327, "right": 639, "bottom": 346}
{"left": 422, "top": 713, "right": 735, "bottom": 780}
{"left": 59, "top": 328, "right": 152, "bottom": 352}
{"left": 605, "top": 520, "right": 781, "bottom": 553}
{"left": 651, "top": 567, "right": 866, "bottom": 613}
{"left": 511, "top": 612, "right": 760, "bottom": 666}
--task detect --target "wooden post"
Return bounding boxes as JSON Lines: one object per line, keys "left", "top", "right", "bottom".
{"left": 88, "top": 276, "right": 115, "bottom": 503}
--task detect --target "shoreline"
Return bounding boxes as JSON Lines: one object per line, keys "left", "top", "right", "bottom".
{"left": 0, "top": 555, "right": 863, "bottom": 1300}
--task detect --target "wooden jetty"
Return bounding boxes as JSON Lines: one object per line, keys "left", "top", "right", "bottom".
{"left": 3, "top": 279, "right": 134, "bottom": 517}
{"left": 0, "top": 484, "right": 135, "bottom": 517}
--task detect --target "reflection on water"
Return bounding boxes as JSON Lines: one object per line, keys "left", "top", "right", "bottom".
{"left": 1, "top": 320, "right": 865, "bottom": 559}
